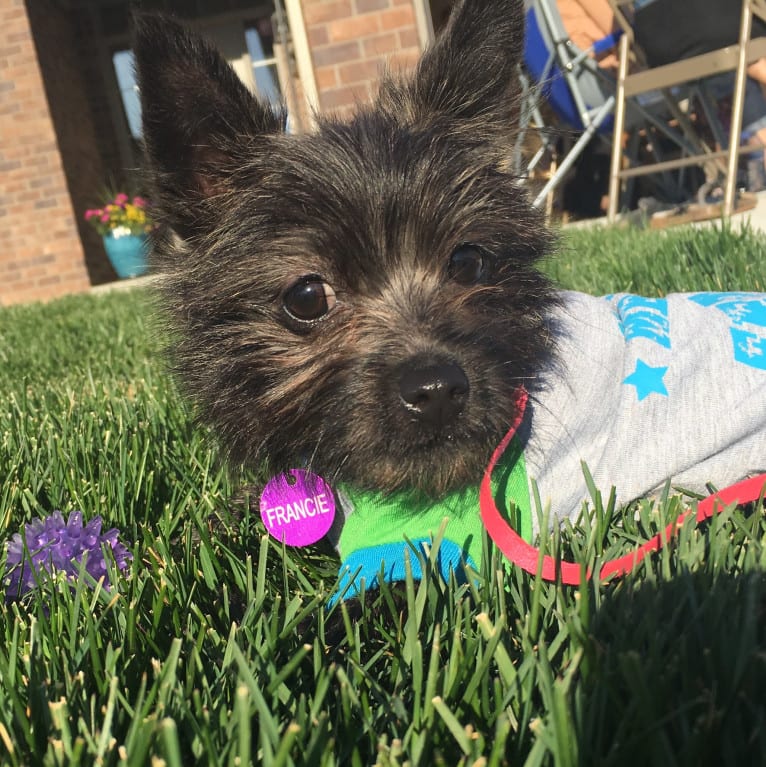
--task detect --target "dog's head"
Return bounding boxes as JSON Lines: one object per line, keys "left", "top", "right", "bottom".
{"left": 134, "top": 0, "right": 555, "bottom": 498}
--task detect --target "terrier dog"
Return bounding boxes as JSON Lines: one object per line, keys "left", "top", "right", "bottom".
{"left": 135, "top": 0, "right": 766, "bottom": 598}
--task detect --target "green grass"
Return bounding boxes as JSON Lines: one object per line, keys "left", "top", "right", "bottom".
{"left": 1, "top": 222, "right": 765, "bottom": 766}
{"left": 547, "top": 220, "right": 766, "bottom": 294}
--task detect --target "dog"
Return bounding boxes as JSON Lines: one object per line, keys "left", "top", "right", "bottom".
{"left": 134, "top": 0, "right": 766, "bottom": 600}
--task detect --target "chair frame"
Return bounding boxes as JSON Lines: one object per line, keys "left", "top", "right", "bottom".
{"left": 607, "top": 0, "right": 766, "bottom": 222}
{"left": 519, "top": 0, "right": 621, "bottom": 209}
{"left": 520, "top": 0, "right": 714, "bottom": 213}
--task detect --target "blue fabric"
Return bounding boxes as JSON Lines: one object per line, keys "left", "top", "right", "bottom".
{"left": 523, "top": 7, "right": 615, "bottom": 133}
{"left": 330, "top": 539, "right": 478, "bottom": 606}
{"left": 519, "top": 291, "right": 766, "bottom": 529}
{"left": 524, "top": 7, "right": 582, "bottom": 130}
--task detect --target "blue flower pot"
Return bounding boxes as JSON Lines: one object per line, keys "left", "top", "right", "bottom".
{"left": 102, "top": 233, "right": 149, "bottom": 279}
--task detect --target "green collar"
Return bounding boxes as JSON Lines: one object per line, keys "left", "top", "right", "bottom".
{"left": 336, "top": 436, "right": 532, "bottom": 575}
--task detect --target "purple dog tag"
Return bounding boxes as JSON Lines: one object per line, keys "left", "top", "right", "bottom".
{"left": 260, "top": 469, "right": 335, "bottom": 546}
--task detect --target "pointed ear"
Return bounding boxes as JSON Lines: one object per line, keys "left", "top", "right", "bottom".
{"left": 378, "top": 0, "right": 525, "bottom": 138}
{"left": 132, "top": 13, "right": 283, "bottom": 235}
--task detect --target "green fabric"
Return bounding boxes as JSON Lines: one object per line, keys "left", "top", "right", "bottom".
{"left": 338, "top": 436, "right": 532, "bottom": 567}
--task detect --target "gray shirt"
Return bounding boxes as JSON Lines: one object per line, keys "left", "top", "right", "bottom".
{"left": 523, "top": 291, "right": 766, "bottom": 528}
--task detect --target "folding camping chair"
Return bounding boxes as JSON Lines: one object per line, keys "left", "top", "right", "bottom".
{"left": 607, "top": 0, "right": 766, "bottom": 222}
{"left": 517, "top": 0, "right": 624, "bottom": 210}
{"left": 518, "top": 0, "right": 710, "bottom": 213}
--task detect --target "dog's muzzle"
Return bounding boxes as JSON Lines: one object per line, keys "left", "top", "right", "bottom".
{"left": 398, "top": 362, "right": 469, "bottom": 427}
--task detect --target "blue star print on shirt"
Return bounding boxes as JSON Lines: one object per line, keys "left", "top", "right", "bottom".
{"left": 623, "top": 359, "right": 669, "bottom": 401}
{"left": 608, "top": 295, "right": 671, "bottom": 401}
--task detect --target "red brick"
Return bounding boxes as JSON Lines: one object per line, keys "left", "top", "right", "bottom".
{"left": 28, "top": 175, "right": 53, "bottom": 189}
{"left": 307, "top": 24, "right": 329, "bottom": 47}
{"left": 36, "top": 274, "right": 62, "bottom": 287}
{"left": 8, "top": 278, "right": 35, "bottom": 292}
{"left": 315, "top": 65, "right": 339, "bottom": 90}
{"left": 6, "top": 30, "right": 31, "bottom": 44}
{"left": 312, "top": 40, "right": 362, "bottom": 67}
{"left": 321, "top": 84, "right": 366, "bottom": 110}
{"left": 303, "top": 0, "right": 353, "bottom": 25}
{"left": 355, "top": 0, "right": 390, "bottom": 12}
{"left": 380, "top": 6, "right": 415, "bottom": 30}
{"left": 388, "top": 49, "right": 420, "bottom": 72}
{"left": 328, "top": 14, "right": 380, "bottom": 42}
{"left": 338, "top": 57, "right": 382, "bottom": 85}
{"left": 0, "top": 9, "right": 26, "bottom": 23}
{"left": 398, "top": 27, "right": 420, "bottom": 49}
{"left": 362, "top": 32, "right": 398, "bottom": 56}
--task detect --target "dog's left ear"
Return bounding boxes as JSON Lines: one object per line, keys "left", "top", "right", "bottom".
{"left": 377, "top": 0, "right": 525, "bottom": 139}
{"left": 132, "top": 12, "right": 284, "bottom": 236}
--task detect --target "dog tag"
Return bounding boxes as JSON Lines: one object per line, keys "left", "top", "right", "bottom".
{"left": 260, "top": 469, "right": 336, "bottom": 546}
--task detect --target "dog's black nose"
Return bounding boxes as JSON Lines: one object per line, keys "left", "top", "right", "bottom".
{"left": 399, "top": 363, "right": 469, "bottom": 426}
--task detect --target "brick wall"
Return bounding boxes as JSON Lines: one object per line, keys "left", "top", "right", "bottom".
{"left": 0, "top": 0, "right": 91, "bottom": 306}
{"left": 302, "top": 0, "right": 423, "bottom": 116}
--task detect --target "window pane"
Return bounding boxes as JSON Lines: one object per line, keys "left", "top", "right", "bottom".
{"left": 245, "top": 21, "right": 281, "bottom": 106}
{"left": 113, "top": 50, "right": 142, "bottom": 140}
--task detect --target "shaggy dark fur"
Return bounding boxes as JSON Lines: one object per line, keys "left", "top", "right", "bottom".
{"left": 134, "top": 0, "right": 556, "bottom": 501}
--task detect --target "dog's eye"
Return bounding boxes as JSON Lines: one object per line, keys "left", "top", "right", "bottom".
{"left": 448, "top": 245, "right": 485, "bottom": 284}
{"left": 283, "top": 276, "right": 337, "bottom": 322}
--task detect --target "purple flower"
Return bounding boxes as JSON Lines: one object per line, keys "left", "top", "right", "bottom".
{"left": 3, "top": 511, "right": 132, "bottom": 602}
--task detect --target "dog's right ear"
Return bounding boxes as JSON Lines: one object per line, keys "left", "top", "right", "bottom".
{"left": 132, "top": 13, "right": 283, "bottom": 236}
{"left": 377, "top": 0, "right": 525, "bottom": 143}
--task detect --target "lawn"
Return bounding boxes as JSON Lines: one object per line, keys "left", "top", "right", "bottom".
{"left": 1, "top": 223, "right": 765, "bottom": 766}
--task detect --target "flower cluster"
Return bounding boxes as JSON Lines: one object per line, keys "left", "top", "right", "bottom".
{"left": 3, "top": 510, "right": 132, "bottom": 602}
{"left": 84, "top": 193, "right": 154, "bottom": 237}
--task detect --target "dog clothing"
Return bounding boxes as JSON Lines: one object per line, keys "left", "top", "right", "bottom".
{"left": 333, "top": 436, "right": 531, "bottom": 600}
{"left": 332, "top": 291, "right": 766, "bottom": 599}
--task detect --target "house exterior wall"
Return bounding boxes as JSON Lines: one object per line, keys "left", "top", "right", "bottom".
{"left": 0, "top": 0, "right": 427, "bottom": 306}
{"left": 0, "top": 0, "right": 91, "bottom": 306}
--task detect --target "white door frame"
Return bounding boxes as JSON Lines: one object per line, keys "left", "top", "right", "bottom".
{"left": 414, "top": 0, "right": 436, "bottom": 48}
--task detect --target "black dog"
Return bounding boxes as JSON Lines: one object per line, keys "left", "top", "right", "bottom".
{"left": 135, "top": 0, "right": 766, "bottom": 601}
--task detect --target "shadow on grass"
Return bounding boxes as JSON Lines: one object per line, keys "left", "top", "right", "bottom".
{"left": 577, "top": 569, "right": 766, "bottom": 766}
